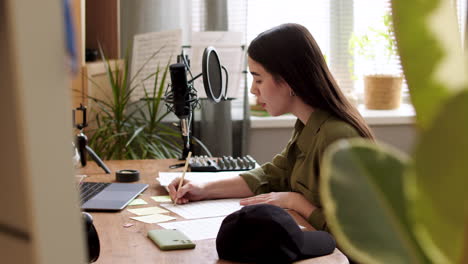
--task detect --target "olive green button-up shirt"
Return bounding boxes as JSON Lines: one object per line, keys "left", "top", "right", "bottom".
{"left": 240, "top": 109, "right": 361, "bottom": 230}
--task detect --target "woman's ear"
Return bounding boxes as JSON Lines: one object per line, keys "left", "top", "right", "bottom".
{"left": 277, "top": 78, "right": 294, "bottom": 96}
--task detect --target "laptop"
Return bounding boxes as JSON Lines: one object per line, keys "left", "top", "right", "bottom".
{"left": 79, "top": 182, "right": 148, "bottom": 211}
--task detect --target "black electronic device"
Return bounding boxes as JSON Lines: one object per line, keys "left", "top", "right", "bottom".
{"left": 165, "top": 47, "right": 228, "bottom": 159}
{"left": 73, "top": 104, "right": 111, "bottom": 174}
{"left": 79, "top": 181, "right": 148, "bottom": 211}
{"left": 189, "top": 155, "right": 258, "bottom": 172}
{"left": 170, "top": 63, "right": 192, "bottom": 120}
{"left": 82, "top": 212, "right": 100, "bottom": 263}
{"left": 167, "top": 62, "right": 198, "bottom": 159}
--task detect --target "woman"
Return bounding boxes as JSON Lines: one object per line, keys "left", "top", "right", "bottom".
{"left": 168, "top": 23, "right": 374, "bottom": 230}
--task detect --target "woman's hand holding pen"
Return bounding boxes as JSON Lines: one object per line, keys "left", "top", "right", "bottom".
{"left": 168, "top": 178, "right": 206, "bottom": 204}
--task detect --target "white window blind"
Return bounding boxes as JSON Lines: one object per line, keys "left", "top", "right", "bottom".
{"left": 245, "top": 0, "right": 330, "bottom": 56}
{"left": 329, "top": 0, "right": 354, "bottom": 98}
{"left": 457, "top": 0, "right": 467, "bottom": 45}
{"left": 191, "top": 0, "right": 467, "bottom": 107}
{"left": 191, "top": 0, "right": 205, "bottom": 33}
{"left": 191, "top": 0, "right": 358, "bottom": 105}
{"left": 192, "top": 0, "right": 335, "bottom": 103}
{"left": 245, "top": 0, "right": 332, "bottom": 103}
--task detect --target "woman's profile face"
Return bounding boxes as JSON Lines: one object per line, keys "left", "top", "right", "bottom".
{"left": 248, "top": 57, "right": 293, "bottom": 116}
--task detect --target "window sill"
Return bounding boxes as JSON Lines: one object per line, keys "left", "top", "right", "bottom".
{"left": 250, "top": 103, "right": 416, "bottom": 128}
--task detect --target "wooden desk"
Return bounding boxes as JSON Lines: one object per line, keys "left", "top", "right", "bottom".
{"left": 79, "top": 160, "right": 348, "bottom": 264}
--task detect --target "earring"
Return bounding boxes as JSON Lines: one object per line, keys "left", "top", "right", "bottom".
{"left": 289, "top": 90, "right": 296, "bottom": 96}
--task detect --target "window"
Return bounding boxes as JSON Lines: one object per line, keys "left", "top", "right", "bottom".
{"left": 457, "top": 0, "right": 467, "bottom": 43}
{"left": 191, "top": 0, "right": 467, "bottom": 108}
{"left": 351, "top": 0, "right": 405, "bottom": 102}
{"left": 352, "top": 0, "right": 466, "bottom": 103}
{"left": 245, "top": 0, "right": 331, "bottom": 104}
{"left": 192, "top": 0, "right": 334, "bottom": 106}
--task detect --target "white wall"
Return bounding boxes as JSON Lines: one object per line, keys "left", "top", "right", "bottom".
{"left": 120, "top": 0, "right": 192, "bottom": 57}
{"left": 248, "top": 124, "right": 416, "bottom": 164}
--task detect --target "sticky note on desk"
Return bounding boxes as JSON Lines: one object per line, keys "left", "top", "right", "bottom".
{"left": 151, "top": 196, "right": 172, "bottom": 203}
{"left": 128, "top": 198, "right": 148, "bottom": 206}
{"left": 128, "top": 206, "right": 169, "bottom": 216}
{"left": 130, "top": 214, "right": 175, "bottom": 224}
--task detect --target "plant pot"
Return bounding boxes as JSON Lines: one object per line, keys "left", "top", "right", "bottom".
{"left": 364, "top": 75, "right": 403, "bottom": 110}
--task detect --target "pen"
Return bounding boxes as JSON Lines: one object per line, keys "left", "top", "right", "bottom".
{"left": 174, "top": 151, "right": 192, "bottom": 205}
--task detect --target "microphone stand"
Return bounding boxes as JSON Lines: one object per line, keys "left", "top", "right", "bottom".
{"left": 166, "top": 53, "right": 201, "bottom": 160}
{"left": 74, "top": 104, "right": 111, "bottom": 174}
{"left": 179, "top": 111, "right": 195, "bottom": 160}
{"left": 166, "top": 46, "right": 228, "bottom": 162}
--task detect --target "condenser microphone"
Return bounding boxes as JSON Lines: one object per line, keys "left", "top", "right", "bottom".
{"left": 169, "top": 63, "right": 191, "bottom": 152}
{"left": 170, "top": 63, "right": 190, "bottom": 119}
{"left": 164, "top": 47, "right": 225, "bottom": 160}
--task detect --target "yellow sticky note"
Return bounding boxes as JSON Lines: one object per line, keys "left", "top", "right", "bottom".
{"left": 128, "top": 198, "right": 148, "bottom": 206}
{"left": 127, "top": 206, "right": 169, "bottom": 216}
{"left": 151, "top": 195, "right": 172, "bottom": 203}
{"left": 130, "top": 214, "right": 175, "bottom": 224}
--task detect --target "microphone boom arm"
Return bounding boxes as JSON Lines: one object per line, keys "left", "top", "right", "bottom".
{"left": 188, "top": 73, "right": 203, "bottom": 83}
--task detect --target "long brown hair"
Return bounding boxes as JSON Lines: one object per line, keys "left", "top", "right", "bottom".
{"left": 248, "top": 23, "right": 374, "bottom": 139}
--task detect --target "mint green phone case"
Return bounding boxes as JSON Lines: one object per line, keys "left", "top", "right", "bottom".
{"left": 148, "top": 229, "right": 196, "bottom": 250}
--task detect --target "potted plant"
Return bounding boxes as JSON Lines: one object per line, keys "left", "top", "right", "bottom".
{"left": 349, "top": 11, "right": 403, "bottom": 109}
{"left": 321, "top": 0, "right": 467, "bottom": 263}
{"left": 85, "top": 45, "right": 182, "bottom": 160}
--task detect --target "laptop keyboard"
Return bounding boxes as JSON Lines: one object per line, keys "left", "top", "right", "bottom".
{"left": 80, "top": 182, "right": 111, "bottom": 204}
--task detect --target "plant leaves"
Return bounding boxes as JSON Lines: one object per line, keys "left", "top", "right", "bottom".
{"left": 391, "top": 0, "right": 466, "bottom": 129}
{"left": 407, "top": 89, "right": 468, "bottom": 264}
{"left": 126, "top": 125, "right": 145, "bottom": 148}
{"left": 87, "top": 44, "right": 181, "bottom": 160}
{"left": 320, "top": 139, "right": 427, "bottom": 264}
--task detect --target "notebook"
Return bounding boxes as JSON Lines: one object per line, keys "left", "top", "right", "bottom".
{"left": 79, "top": 182, "right": 148, "bottom": 211}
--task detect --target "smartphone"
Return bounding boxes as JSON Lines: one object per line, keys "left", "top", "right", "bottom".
{"left": 148, "top": 229, "right": 196, "bottom": 250}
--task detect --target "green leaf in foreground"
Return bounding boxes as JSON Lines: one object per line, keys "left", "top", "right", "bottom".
{"left": 392, "top": 0, "right": 465, "bottom": 129}
{"left": 321, "top": 139, "right": 427, "bottom": 264}
{"left": 407, "top": 89, "right": 468, "bottom": 264}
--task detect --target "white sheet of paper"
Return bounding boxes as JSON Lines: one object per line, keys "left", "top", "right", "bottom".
{"left": 158, "top": 216, "right": 226, "bottom": 241}
{"left": 190, "top": 31, "right": 245, "bottom": 99}
{"left": 160, "top": 199, "right": 242, "bottom": 219}
{"left": 130, "top": 213, "right": 176, "bottom": 224}
{"left": 130, "top": 29, "right": 182, "bottom": 101}
{"left": 157, "top": 171, "right": 241, "bottom": 187}
{"left": 127, "top": 206, "right": 169, "bottom": 216}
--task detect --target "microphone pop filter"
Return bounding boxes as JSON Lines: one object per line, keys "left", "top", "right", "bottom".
{"left": 202, "top": 47, "right": 226, "bottom": 103}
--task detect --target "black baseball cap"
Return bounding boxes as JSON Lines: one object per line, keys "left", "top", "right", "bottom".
{"left": 216, "top": 204, "right": 336, "bottom": 263}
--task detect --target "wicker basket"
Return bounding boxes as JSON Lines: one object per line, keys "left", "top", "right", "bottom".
{"left": 364, "top": 75, "right": 403, "bottom": 110}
